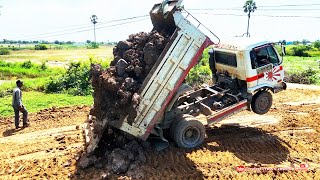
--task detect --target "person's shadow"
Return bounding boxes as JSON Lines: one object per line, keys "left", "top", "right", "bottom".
{"left": 2, "top": 127, "right": 25, "bottom": 137}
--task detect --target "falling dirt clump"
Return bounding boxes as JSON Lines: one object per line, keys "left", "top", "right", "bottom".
{"left": 89, "top": 30, "right": 170, "bottom": 130}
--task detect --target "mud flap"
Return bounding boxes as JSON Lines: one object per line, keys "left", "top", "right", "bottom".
{"left": 83, "top": 115, "right": 109, "bottom": 155}
{"left": 150, "top": 125, "right": 169, "bottom": 151}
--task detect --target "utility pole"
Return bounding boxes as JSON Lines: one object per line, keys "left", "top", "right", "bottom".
{"left": 90, "top": 15, "right": 98, "bottom": 42}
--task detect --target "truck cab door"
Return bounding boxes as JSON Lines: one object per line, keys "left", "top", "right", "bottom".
{"left": 250, "top": 44, "right": 284, "bottom": 87}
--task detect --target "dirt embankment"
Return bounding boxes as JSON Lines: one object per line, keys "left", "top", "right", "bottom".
{"left": 89, "top": 31, "right": 170, "bottom": 131}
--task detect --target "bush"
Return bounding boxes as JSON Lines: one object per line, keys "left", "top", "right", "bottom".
{"left": 186, "top": 49, "right": 212, "bottom": 86}
{"left": 45, "top": 61, "right": 92, "bottom": 95}
{"left": 35, "top": 44, "right": 48, "bottom": 50}
{"left": 40, "top": 61, "right": 47, "bottom": 70}
{"left": 287, "top": 68, "right": 319, "bottom": 84}
{"left": 0, "top": 48, "right": 10, "bottom": 55}
{"left": 314, "top": 40, "right": 320, "bottom": 49}
{"left": 21, "top": 60, "right": 33, "bottom": 69}
{"left": 86, "top": 42, "right": 99, "bottom": 49}
{"left": 290, "top": 45, "right": 311, "bottom": 57}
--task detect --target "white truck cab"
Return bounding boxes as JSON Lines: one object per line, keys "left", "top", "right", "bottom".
{"left": 210, "top": 38, "right": 287, "bottom": 114}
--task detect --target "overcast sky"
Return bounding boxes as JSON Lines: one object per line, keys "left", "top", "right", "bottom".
{"left": 0, "top": 0, "right": 319, "bottom": 43}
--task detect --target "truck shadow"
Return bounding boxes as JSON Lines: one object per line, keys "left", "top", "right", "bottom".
{"left": 204, "top": 125, "right": 290, "bottom": 164}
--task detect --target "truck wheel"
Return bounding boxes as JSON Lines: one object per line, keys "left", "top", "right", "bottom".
{"left": 172, "top": 117, "right": 205, "bottom": 148}
{"left": 251, "top": 91, "right": 273, "bottom": 115}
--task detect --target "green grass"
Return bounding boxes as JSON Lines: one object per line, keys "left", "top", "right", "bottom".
{"left": 0, "top": 77, "right": 55, "bottom": 96}
{"left": 0, "top": 60, "right": 64, "bottom": 79}
{"left": 283, "top": 56, "right": 320, "bottom": 73}
{"left": 283, "top": 56, "right": 320, "bottom": 85}
{"left": 0, "top": 91, "right": 93, "bottom": 117}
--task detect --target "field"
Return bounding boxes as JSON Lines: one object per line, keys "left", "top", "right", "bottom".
{"left": 0, "top": 85, "right": 319, "bottom": 179}
{"left": 0, "top": 45, "right": 114, "bottom": 65}
{"left": 283, "top": 56, "right": 320, "bottom": 73}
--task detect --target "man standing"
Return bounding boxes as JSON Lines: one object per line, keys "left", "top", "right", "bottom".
{"left": 12, "top": 80, "right": 28, "bottom": 129}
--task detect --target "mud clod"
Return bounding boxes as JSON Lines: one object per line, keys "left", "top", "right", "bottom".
{"left": 110, "top": 148, "right": 131, "bottom": 174}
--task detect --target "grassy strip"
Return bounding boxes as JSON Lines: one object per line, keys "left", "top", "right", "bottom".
{"left": 0, "top": 91, "right": 93, "bottom": 117}
{"left": 0, "top": 77, "right": 59, "bottom": 97}
{"left": 0, "top": 46, "right": 114, "bottom": 62}
{"left": 283, "top": 56, "right": 320, "bottom": 85}
{"left": 0, "top": 66, "right": 63, "bottom": 79}
{"left": 0, "top": 60, "right": 64, "bottom": 79}
{"left": 283, "top": 56, "right": 320, "bottom": 73}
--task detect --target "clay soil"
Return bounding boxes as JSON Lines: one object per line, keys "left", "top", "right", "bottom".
{"left": 0, "top": 87, "right": 320, "bottom": 179}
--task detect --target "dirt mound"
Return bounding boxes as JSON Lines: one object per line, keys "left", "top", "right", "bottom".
{"left": 89, "top": 30, "right": 170, "bottom": 132}
{"left": 82, "top": 30, "right": 170, "bottom": 175}
{"left": 78, "top": 126, "right": 151, "bottom": 177}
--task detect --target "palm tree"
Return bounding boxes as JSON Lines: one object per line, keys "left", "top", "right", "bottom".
{"left": 243, "top": 0, "right": 257, "bottom": 37}
{"left": 90, "top": 15, "right": 98, "bottom": 42}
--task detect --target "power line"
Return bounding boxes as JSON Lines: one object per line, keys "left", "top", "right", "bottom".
{"left": 98, "top": 15, "right": 149, "bottom": 24}
{"left": 191, "top": 12, "right": 320, "bottom": 19}
{"left": 188, "top": 3, "right": 320, "bottom": 11}
{"left": 11, "top": 15, "right": 149, "bottom": 40}
{"left": 188, "top": 8, "right": 320, "bottom": 11}
{"left": 14, "top": 18, "right": 149, "bottom": 40}
{"left": 247, "top": 9, "right": 320, "bottom": 11}
{"left": 259, "top": 3, "right": 320, "bottom": 7}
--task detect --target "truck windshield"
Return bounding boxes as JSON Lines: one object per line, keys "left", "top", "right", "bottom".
{"left": 215, "top": 51, "right": 237, "bottom": 67}
{"left": 250, "top": 45, "right": 280, "bottom": 69}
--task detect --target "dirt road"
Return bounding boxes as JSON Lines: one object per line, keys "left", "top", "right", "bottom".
{"left": 0, "top": 87, "right": 320, "bottom": 179}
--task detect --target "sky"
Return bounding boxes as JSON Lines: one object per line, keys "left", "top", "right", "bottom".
{"left": 0, "top": 0, "right": 319, "bottom": 43}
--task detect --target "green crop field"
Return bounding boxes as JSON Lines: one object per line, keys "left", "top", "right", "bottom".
{"left": 283, "top": 56, "right": 320, "bottom": 73}
{"left": 0, "top": 45, "right": 114, "bottom": 63}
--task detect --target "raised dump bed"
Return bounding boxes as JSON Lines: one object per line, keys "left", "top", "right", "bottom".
{"left": 84, "top": 1, "right": 216, "bottom": 153}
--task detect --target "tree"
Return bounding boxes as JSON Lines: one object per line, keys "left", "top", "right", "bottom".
{"left": 90, "top": 15, "right": 98, "bottom": 42}
{"left": 243, "top": 0, "right": 257, "bottom": 37}
{"left": 302, "top": 39, "right": 309, "bottom": 45}
{"left": 293, "top": 41, "right": 300, "bottom": 45}
{"left": 86, "top": 40, "right": 91, "bottom": 44}
{"left": 314, "top": 40, "right": 320, "bottom": 49}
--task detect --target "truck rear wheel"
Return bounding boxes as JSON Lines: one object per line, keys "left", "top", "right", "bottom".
{"left": 251, "top": 91, "right": 273, "bottom": 115}
{"left": 171, "top": 116, "right": 205, "bottom": 148}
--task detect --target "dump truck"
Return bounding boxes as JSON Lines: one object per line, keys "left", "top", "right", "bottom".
{"left": 84, "top": 0, "right": 287, "bottom": 153}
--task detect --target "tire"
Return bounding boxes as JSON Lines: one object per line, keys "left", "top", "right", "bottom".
{"left": 251, "top": 91, "right": 273, "bottom": 115}
{"left": 172, "top": 116, "right": 205, "bottom": 148}
{"left": 169, "top": 114, "right": 192, "bottom": 139}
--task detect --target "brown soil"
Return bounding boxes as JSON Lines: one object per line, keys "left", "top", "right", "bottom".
{"left": 89, "top": 31, "right": 170, "bottom": 129}
{"left": 0, "top": 88, "right": 320, "bottom": 179}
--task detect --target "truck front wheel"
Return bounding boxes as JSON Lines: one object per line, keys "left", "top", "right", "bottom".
{"left": 172, "top": 117, "right": 205, "bottom": 148}
{"left": 251, "top": 91, "right": 273, "bottom": 115}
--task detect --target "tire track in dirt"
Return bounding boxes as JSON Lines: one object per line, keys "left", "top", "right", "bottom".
{"left": 205, "top": 126, "right": 290, "bottom": 165}
{"left": 142, "top": 148, "right": 203, "bottom": 179}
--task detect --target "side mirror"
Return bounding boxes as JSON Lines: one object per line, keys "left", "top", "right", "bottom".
{"left": 281, "top": 46, "right": 286, "bottom": 56}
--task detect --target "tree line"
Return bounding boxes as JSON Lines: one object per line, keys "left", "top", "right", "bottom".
{"left": 1, "top": 39, "right": 75, "bottom": 45}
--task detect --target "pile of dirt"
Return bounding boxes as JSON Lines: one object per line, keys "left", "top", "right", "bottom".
{"left": 78, "top": 127, "right": 151, "bottom": 178}
{"left": 82, "top": 30, "right": 170, "bottom": 175}
{"left": 89, "top": 30, "right": 170, "bottom": 130}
